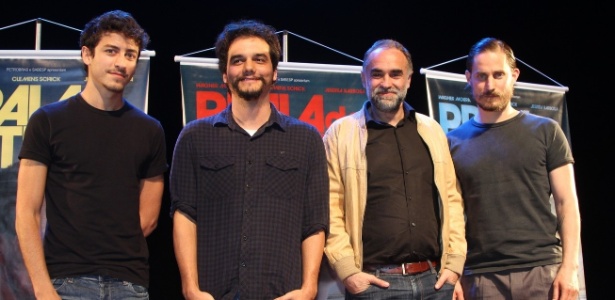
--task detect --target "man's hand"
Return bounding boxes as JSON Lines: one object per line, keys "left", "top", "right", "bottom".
{"left": 274, "top": 287, "right": 317, "bottom": 300}
{"left": 434, "top": 268, "right": 459, "bottom": 289}
{"left": 453, "top": 280, "right": 464, "bottom": 300}
{"left": 434, "top": 269, "right": 462, "bottom": 299}
{"left": 552, "top": 265, "right": 579, "bottom": 300}
{"left": 343, "top": 272, "right": 390, "bottom": 295}
{"left": 183, "top": 289, "right": 214, "bottom": 300}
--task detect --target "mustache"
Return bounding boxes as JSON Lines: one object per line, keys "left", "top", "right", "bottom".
{"left": 237, "top": 75, "right": 264, "bottom": 81}
{"left": 480, "top": 91, "right": 502, "bottom": 97}
{"left": 110, "top": 67, "right": 128, "bottom": 78}
{"left": 374, "top": 87, "right": 399, "bottom": 94}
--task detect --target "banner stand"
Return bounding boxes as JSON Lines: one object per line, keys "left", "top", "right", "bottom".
{"left": 420, "top": 55, "right": 569, "bottom": 90}
{"left": 176, "top": 30, "right": 363, "bottom": 65}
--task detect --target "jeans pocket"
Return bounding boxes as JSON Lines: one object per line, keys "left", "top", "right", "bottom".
{"left": 50, "top": 278, "right": 68, "bottom": 291}
{"left": 123, "top": 281, "right": 149, "bottom": 298}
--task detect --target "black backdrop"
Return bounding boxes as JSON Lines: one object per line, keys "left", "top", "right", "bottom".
{"left": 1, "top": 1, "right": 607, "bottom": 299}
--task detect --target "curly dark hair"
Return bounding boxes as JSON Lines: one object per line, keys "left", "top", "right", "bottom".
{"left": 214, "top": 19, "right": 281, "bottom": 75}
{"left": 79, "top": 10, "right": 149, "bottom": 71}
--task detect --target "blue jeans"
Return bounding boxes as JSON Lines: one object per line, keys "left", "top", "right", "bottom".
{"left": 346, "top": 270, "right": 454, "bottom": 300}
{"left": 51, "top": 275, "right": 149, "bottom": 299}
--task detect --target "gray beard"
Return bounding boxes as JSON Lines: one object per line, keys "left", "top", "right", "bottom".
{"left": 371, "top": 95, "right": 404, "bottom": 113}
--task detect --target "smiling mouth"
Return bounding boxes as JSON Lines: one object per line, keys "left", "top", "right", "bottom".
{"left": 377, "top": 91, "right": 398, "bottom": 98}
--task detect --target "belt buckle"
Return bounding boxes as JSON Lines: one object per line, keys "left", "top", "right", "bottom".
{"left": 401, "top": 263, "right": 407, "bottom": 276}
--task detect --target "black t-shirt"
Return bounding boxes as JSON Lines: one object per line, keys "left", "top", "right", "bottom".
{"left": 19, "top": 94, "right": 168, "bottom": 287}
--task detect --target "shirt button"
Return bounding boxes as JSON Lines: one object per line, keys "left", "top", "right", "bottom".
{"left": 411, "top": 223, "right": 416, "bottom": 227}
{"left": 241, "top": 262, "right": 246, "bottom": 267}
{"left": 243, "top": 235, "right": 248, "bottom": 241}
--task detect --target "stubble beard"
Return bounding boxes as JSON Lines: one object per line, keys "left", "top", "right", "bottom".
{"left": 475, "top": 88, "right": 513, "bottom": 112}
{"left": 103, "top": 82, "right": 126, "bottom": 93}
{"left": 102, "top": 69, "right": 129, "bottom": 94}
{"left": 231, "top": 77, "right": 268, "bottom": 101}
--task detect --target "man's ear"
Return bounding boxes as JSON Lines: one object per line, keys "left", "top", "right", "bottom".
{"left": 360, "top": 72, "right": 367, "bottom": 89}
{"left": 81, "top": 46, "right": 92, "bottom": 64}
{"left": 512, "top": 68, "right": 520, "bottom": 82}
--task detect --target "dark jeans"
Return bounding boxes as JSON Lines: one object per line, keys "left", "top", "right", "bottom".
{"left": 51, "top": 275, "right": 149, "bottom": 299}
{"left": 346, "top": 270, "right": 454, "bottom": 300}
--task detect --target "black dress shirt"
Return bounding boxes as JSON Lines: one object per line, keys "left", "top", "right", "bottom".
{"left": 362, "top": 102, "right": 440, "bottom": 265}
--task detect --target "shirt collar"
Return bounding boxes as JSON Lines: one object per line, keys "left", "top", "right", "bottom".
{"left": 213, "top": 103, "right": 285, "bottom": 132}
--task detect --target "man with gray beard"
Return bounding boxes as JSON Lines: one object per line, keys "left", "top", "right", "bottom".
{"left": 323, "top": 39, "right": 466, "bottom": 300}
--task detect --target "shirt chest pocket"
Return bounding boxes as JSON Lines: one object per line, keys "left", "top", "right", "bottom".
{"left": 264, "top": 155, "right": 302, "bottom": 200}
{"left": 199, "top": 156, "right": 235, "bottom": 198}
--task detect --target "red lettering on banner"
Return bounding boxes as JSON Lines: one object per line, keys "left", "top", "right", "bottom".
{"left": 194, "top": 91, "right": 348, "bottom": 136}
{"left": 269, "top": 93, "right": 290, "bottom": 115}
{"left": 298, "top": 95, "right": 325, "bottom": 134}
{"left": 325, "top": 87, "right": 343, "bottom": 93}
{"left": 196, "top": 91, "right": 227, "bottom": 118}
{"left": 196, "top": 82, "right": 219, "bottom": 88}
{"left": 287, "top": 86, "right": 305, "bottom": 92}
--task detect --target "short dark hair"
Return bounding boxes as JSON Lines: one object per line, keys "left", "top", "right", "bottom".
{"left": 466, "top": 37, "right": 516, "bottom": 72}
{"left": 80, "top": 10, "right": 149, "bottom": 53}
{"left": 214, "top": 19, "right": 281, "bottom": 74}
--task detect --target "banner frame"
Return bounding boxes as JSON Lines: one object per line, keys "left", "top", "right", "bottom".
{"left": 420, "top": 69, "right": 569, "bottom": 93}
{"left": 0, "top": 50, "right": 156, "bottom": 58}
{"left": 174, "top": 56, "right": 361, "bottom": 73}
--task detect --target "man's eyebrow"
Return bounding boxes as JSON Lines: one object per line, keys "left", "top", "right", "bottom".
{"left": 100, "top": 44, "right": 119, "bottom": 49}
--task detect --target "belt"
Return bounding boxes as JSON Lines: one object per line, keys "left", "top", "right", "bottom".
{"left": 363, "top": 260, "right": 437, "bottom": 275}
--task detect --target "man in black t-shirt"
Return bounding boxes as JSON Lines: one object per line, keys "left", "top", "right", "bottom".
{"left": 15, "top": 10, "right": 167, "bottom": 299}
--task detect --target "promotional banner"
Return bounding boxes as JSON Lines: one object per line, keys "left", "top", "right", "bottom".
{"left": 0, "top": 50, "right": 153, "bottom": 299}
{"left": 176, "top": 57, "right": 366, "bottom": 136}
{"left": 423, "top": 69, "right": 570, "bottom": 137}
{"left": 422, "top": 69, "right": 585, "bottom": 299}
